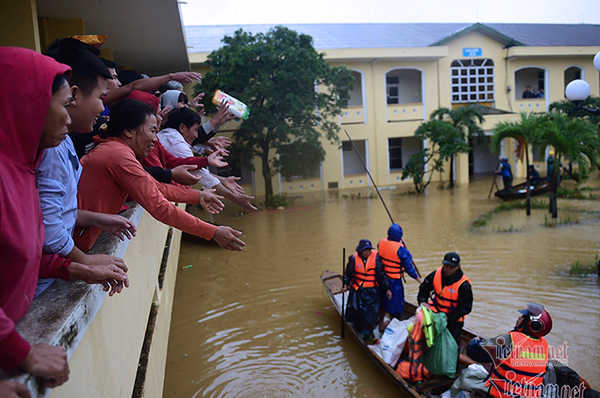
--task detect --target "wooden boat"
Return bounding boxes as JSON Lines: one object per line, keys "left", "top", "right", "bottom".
{"left": 494, "top": 180, "right": 551, "bottom": 201}
{"left": 321, "top": 270, "right": 484, "bottom": 397}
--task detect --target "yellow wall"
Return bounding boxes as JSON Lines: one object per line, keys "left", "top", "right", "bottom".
{"left": 50, "top": 209, "right": 183, "bottom": 398}
{"left": 0, "top": 0, "right": 40, "bottom": 51}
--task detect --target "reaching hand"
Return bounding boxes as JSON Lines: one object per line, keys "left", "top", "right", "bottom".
{"left": 221, "top": 176, "right": 245, "bottom": 195}
{"left": 189, "top": 92, "right": 205, "bottom": 108}
{"left": 171, "top": 165, "right": 201, "bottom": 186}
{"left": 233, "top": 193, "right": 257, "bottom": 211}
{"left": 158, "top": 105, "right": 172, "bottom": 124}
{"left": 20, "top": 344, "right": 69, "bottom": 388}
{"left": 207, "top": 136, "right": 231, "bottom": 150}
{"left": 416, "top": 276, "right": 424, "bottom": 284}
{"left": 210, "top": 101, "right": 236, "bottom": 128}
{"left": 386, "top": 289, "right": 393, "bottom": 301}
{"left": 170, "top": 71, "right": 202, "bottom": 84}
{"left": 67, "top": 260, "right": 129, "bottom": 297}
{"left": 198, "top": 189, "right": 225, "bottom": 214}
{"left": 92, "top": 213, "right": 137, "bottom": 241}
{"left": 0, "top": 381, "right": 31, "bottom": 398}
{"left": 207, "top": 149, "right": 228, "bottom": 168}
{"left": 212, "top": 226, "right": 245, "bottom": 251}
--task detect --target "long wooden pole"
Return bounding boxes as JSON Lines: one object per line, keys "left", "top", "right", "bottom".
{"left": 341, "top": 247, "right": 346, "bottom": 339}
{"left": 343, "top": 129, "right": 421, "bottom": 278}
{"left": 488, "top": 160, "right": 500, "bottom": 199}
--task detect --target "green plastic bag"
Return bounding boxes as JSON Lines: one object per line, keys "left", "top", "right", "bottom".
{"left": 419, "top": 308, "right": 458, "bottom": 378}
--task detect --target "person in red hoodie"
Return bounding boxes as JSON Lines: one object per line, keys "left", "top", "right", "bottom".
{"left": 0, "top": 48, "right": 128, "bottom": 389}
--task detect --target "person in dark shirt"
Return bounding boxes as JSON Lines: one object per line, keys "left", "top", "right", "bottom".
{"left": 522, "top": 85, "right": 534, "bottom": 99}
{"left": 417, "top": 252, "right": 473, "bottom": 346}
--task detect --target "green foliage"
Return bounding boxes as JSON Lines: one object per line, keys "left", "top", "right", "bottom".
{"left": 197, "top": 26, "right": 353, "bottom": 197}
{"left": 491, "top": 112, "right": 545, "bottom": 160}
{"left": 276, "top": 138, "right": 325, "bottom": 181}
{"left": 401, "top": 112, "right": 476, "bottom": 193}
{"left": 549, "top": 95, "right": 600, "bottom": 125}
{"left": 472, "top": 199, "right": 546, "bottom": 227}
{"left": 567, "top": 254, "right": 599, "bottom": 277}
{"left": 263, "top": 193, "right": 294, "bottom": 208}
{"left": 543, "top": 214, "right": 577, "bottom": 227}
{"left": 556, "top": 186, "right": 600, "bottom": 200}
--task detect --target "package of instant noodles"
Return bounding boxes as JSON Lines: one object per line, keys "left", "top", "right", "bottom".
{"left": 212, "top": 90, "right": 250, "bottom": 120}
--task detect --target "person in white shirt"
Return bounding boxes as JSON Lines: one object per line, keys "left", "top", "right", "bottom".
{"left": 158, "top": 107, "right": 256, "bottom": 211}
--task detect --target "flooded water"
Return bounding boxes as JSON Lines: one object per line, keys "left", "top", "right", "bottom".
{"left": 164, "top": 175, "right": 600, "bottom": 397}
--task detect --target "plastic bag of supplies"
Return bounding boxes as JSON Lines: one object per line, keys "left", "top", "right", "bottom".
{"left": 371, "top": 318, "right": 409, "bottom": 367}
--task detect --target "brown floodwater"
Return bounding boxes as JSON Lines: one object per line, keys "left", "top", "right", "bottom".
{"left": 164, "top": 175, "right": 600, "bottom": 397}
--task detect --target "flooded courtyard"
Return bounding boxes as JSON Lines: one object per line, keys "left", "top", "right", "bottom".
{"left": 164, "top": 175, "right": 600, "bottom": 397}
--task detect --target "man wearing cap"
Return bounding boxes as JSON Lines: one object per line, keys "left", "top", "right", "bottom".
{"left": 466, "top": 303, "right": 553, "bottom": 398}
{"left": 343, "top": 239, "right": 391, "bottom": 342}
{"left": 417, "top": 252, "right": 473, "bottom": 346}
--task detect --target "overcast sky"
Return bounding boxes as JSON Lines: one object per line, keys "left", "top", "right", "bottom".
{"left": 181, "top": 0, "right": 600, "bottom": 26}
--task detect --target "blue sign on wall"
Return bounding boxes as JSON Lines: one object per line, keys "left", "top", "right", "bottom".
{"left": 463, "top": 47, "right": 482, "bottom": 57}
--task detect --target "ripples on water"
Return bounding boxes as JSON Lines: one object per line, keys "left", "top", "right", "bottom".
{"left": 165, "top": 176, "right": 600, "bottom": 397}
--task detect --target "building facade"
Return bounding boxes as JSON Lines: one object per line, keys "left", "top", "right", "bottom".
{"left": 186, "top": 23, "right": 600, "bottom": 196}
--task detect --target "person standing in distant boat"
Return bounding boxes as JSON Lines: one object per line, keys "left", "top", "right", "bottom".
{"left": 497, "top": 157, "right": 513, "bottom": 190}
{"left": 343, "top": 239, "right": 390, "bottom": 342}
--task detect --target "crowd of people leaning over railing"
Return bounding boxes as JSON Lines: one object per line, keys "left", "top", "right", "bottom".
{"left": 0, "top": 37, "right": 256, "bottom": 396}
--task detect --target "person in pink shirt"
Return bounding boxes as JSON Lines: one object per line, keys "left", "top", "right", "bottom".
{"left": 75, "top": 99, "right": 245, "bottom": 252}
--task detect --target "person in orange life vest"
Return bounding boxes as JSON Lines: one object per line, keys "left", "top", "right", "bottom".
{"left": 378, "top": 223, "right": 423, "bottom": 331}
{"left": 343, "top": 239, "right": 391, "bottom": 340}
{"left": 417, "top": 252, "right": 473, "bottom": 347}
{"left": 466, "top": 303, "right": 552, "bottom": 398}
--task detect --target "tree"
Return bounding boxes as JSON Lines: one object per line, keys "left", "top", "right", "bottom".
{"left": 491, "top": 112, "right": 545, "bottom": 215}
{"left": 429, "top": 106, "right": 485, "bottom": 187}
{"left": 197, "top": 26, "right": 353, "bottom": 198}
{"left": 539, "top": 112, "right": 600, "bottom": 218}
{"left": 401, "top": 119, "right": 471, "bottom": 193}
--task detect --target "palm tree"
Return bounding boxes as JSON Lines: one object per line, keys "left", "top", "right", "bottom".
{"left": 491, "top": 112, "right": 545, "bottom": 215}
{"left": 539, "top": 112, "right": 600, "bottom": 218}
{"left": 430, "top": 106, "right": 485, "bottom": 187}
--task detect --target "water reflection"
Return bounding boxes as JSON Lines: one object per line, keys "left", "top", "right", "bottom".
{"left": 165, "top": 176, "right": 600, "bottom": 397}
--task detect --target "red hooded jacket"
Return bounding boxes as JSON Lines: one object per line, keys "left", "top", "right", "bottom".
{"left": 0, "top": 48, "right": 72, "bottom": 371}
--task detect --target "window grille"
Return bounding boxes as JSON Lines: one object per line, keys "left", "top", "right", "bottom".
{"left": 451, "top": 58, "right": 494, "bottom": 103}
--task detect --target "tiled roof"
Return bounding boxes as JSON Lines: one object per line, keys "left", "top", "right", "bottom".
{"left": 185, "top": 23, "right": 600, "bottom": 54}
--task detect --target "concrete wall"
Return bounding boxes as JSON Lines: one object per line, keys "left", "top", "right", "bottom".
{"left": 0, "top": 203, "right": 184, "bottom": 398}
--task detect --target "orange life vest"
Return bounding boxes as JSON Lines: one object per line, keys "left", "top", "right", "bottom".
{"left": 350, "top": 251, "right": 378, "bottom": 290}
{"left": 487, "top": 331, "right": 548, "bottom": 398}
{"left": 396, "top": 309, "right": 430, "bottom": 382}
{"left": 428, "top": 267, "right": 470, "bottom": 322}
{"left": 378, "top": 238, "right": 404, "bottom": 279}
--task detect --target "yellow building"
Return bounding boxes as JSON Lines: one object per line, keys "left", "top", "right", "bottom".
{"left": 186, "top": 23, "right": 600, "bottom": 195}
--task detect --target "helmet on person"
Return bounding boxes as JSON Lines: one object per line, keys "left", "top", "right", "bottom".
{"left": 518, "top": 303, "right": 552, "bottom": 338}
{"left": 549, "top": 150, "right": 555, "bottom": 157}
{"left": 387, "top": 223, "right": 403, "bottom": 242}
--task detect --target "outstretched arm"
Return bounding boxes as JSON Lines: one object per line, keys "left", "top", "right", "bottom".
{"left": 103, "top": 71, "right": 202, "bottom": 105}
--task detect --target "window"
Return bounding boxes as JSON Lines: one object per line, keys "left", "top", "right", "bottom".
{"left": 451, "top": 58, "right": 494, "bottom": 103}
{"left": 386, "top": 76, "right": 400, "bottom": 104}
{"left": 389, "top": 138, "right": 403, "bottom": 170}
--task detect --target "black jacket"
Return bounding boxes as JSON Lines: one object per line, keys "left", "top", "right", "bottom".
{"left": 417, "top": 267, "right": 473, "bottom": 324}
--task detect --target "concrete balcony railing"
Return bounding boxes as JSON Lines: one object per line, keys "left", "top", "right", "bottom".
{"left": 0, "top": 202, "right": 185, "bottom": 398}
{"left": 340, "top": 105, "right": 366, "bottom": 124}
{"left": 387, "top": 103, "right": 424, "bottom": 122}
{"left": 515, "top": 99, "right": 547, "bottom": 113}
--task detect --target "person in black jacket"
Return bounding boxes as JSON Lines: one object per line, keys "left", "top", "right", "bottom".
{"left": 417, "top": 252, "right": 473, "bottom": 347}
